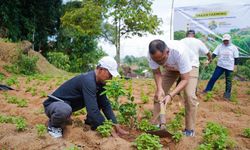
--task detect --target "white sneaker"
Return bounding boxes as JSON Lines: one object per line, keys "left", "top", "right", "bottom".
{"left": 48, "top": 126, "right": 63, "bottom": 138}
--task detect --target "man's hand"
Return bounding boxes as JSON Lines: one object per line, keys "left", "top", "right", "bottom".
{"left": 160, "top": 94, "right": 172, "bottom": 106}
{"left": 113, "top": 124, "right": 129, "bottom": 136}
{"left": 154, "top": 88, "right": 165, "bottom": 101}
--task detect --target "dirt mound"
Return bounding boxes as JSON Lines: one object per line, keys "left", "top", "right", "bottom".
{"left": 0, "top": 40, "right": 66, "bottom": 75}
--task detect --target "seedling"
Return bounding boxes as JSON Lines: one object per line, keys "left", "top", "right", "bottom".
{"left": 101, "top": 77, "right": 127, "bottom": 110}
{"left": 134, "top": 133, "right": 162, "bottom": 150}
{"left": 5, "top": 76, "right": 19, "bottom": 86}
{"left": 119, "top": 102, "right": 137, "bottom": 128}
{"left": 137, "top": 119, "right": 158, "bottom": 131}
{"left": 5, "top": 95, "right": 28, "bottom": 107}
{"left": 142, "top": 109, "right": 153, "bottom": 120}
{"left": 73, "top": 108, "right": 86, "bottom": 116}
{"left": 172, "top": 131, "right": 183, "bottom": 143}
{"left": 140, "top": 90, "right": 149, "bottom": 104}
{"left": 40, "top": 91, "right": 47, "bottom": 98}
{"left": 243, "top": 128, "right": 250, "bottom": 138}
{"left": 96, "top": 120, "right": 113, "bottom": 137}
{"left": 204, "top": 91, "right": 213, "bottom": 102}
{"left": 15, "top": 118, "right": 27, "bottom": 131}
{"left": 36, "top": 124, "right": 46, "bottom": 137}
{"left": 198, "top": 122, "right": 235, "bottom": 150}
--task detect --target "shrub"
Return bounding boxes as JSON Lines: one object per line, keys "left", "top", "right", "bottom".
{"left": 134, "top": 133, "right": 162, "bottom": 150}
{"left": 17, "top": 54, "right": 38, "bottom": 75}
{"left": 46, "top": 52, "right": 70, "bottom": 71}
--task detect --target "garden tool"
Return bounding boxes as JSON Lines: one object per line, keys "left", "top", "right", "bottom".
{"left": 147, "top": 100, "right": 172, "bottom": 138}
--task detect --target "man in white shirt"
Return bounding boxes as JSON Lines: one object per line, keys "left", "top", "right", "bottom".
{"left": 181, "top": 30, "right": 212, "bottom": 67}
{"left": 176, "top": 30, "right": 212, "bottom": 92}
{"left": 204, "top": 34, "right": 239, "bottom": 100}
{"left": 148, "top": 39, "right": 197, "bottom": 136}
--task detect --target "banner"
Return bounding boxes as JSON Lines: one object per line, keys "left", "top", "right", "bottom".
{"left": 174, "top": 3, "right": 250, "bottom": 57}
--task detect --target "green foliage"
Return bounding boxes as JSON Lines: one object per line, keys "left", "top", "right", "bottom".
{"left": 65, "top": 146, "right": 80, "bottom": 150}
{"left": 4, "top": 54, "right": 38, "bottom": 75}
{"left": 15, "top": 118, "right": 27, "bottom": 131}
{"left": 198, "top": 122, "right": 235, "bottom": 150}
{"left": 17, "top": 54, "right": 38, "bottom": 75}
{"left": 40, "top": 91, "right": 47, "bottom": 98}
{"left": 0, "top": 0, "right": 62, "bottom": 50}
{"left": 25, "top": 87, "right": 37, "bottom": 96}
{"left": 174, "top": 30, "right": 186, "bottom": 40}
{"left": 96, "top": 120, "right": 113, "bottom": 137}
{"left": 243, "top": 128, "right": 250, "bottom": 138}
{"left": 0, "top": 72, "right": 5, "bottom": 81}
{"left": 72, "top": 108, "right": 86, "bottom": 116}
{"left": 137, "top": 119, "right": 158, "bottom": 132}
{"left": 119, "top": 102, "right": 137, "bottom": 128}
{"left": 204, "top": 91, "right": 213, "bottom": 102}
{"left": 5, "top": 76, "right": 19, "bottom": 86}
{"left": 4, "top": 95, "right": 28, "bottom": 107}
{"left": 134, "top": 133, "right": 162, "bottom": 150}
{"left": 46, "top": 52, "right": 70, "bottom": 71}
{"left": 36, "top": 124, "right": 46, "bottom": 137}
{"left": 172, "top": 131, "right": 183, "bottom": 143}
{"left": 140, "top": 90, "right": 149, "bottom": 104}
{"left": 0, "top": 115, "right": 27, "bottom": 131}
{"left": 102, "top": 77, "right": 127, "bottom": 110}
{"left": 142, "top": 109, "right": 153, "bottom": 120}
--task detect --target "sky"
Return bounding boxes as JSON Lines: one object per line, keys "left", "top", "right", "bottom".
{"left": 64, "top": 0, "right": 250, "bottom": 58}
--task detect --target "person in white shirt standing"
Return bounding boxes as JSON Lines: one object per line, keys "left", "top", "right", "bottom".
{"left": 175, "top": 30, "right": 212, "bottom": 91}
{"left": 181, "top": 30, "right": 212, "bottom": 68}
{"left": 148, "top": 39, "right": 197, "bottom": 136}
{"left": 203, "top": 34, "right": 239, "bottom": 100}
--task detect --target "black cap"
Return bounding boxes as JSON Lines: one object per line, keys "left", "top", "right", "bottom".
{"left": 186, "top": 30, "right": 195, "bottom": 36}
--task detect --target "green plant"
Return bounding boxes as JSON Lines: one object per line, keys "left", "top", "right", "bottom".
{"left": 243, "top": 128, "right": 250, "bottom": 138}
{"left": 73, "top": 108, "right": 86, "bottom": 116}
{"left": 16, "top": 99, "right": 28, "bottom": 107}
{"left": 172, "top": 131, "right": 183, "bottom": 143}
{"left": 5, "top": 76, "right": 19, "bottom": 86}
{"left": 96, "top": 120, "right": 113, "bottom": 137}
{"left": 119, "top": 102, "right": 137, "bottom": 128}
{"left": 65, "top": 146, "right": 80, "bottom": 150}
{"left": 0, "top": 72, "right": 5, "bottom": 81}
{"left": 137, "top": 119, "right": 158, "bottom": 131}
{"left": 142, "top": 109, "right": 153, "bottom": 120}
{"left": 15, "top": 118, "right": 27, "bottom": 131}
{"left": 5, "top": 95, "right": 28, "bottom": 107}
{"left": 198, "top": 122, "right": 235, "bottom": 150}
{"left": 46, "top": 52, "right": 70, "bottom": 71}
{"left": 101, "top": 77, "right": 127, "bottom": 110}
{"left": 134, "top": 133, "right": 162, "bottom": 150}
{"left": 36, "top": 124, "right": 46, "bottom": 137}
{"left": 40, "top": 91, "right": 47, "bottom": 98}
{"left": 140, "top": 90, "right": 149, "bottom": 104}
{"left": 0, "top": 115, "right": 27, "bottom": 131}
{"left": 17, "top": 54, "right": 38, "bottom": 75}
{"left": 204, "top": 91, "right": 213, "bottom": 102}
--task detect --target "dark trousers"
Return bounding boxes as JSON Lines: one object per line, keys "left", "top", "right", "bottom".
{"left": 204, "top": 66, "right": 233, "bottom": 98}
{"left": 45, "top": 101, "right": 72, "bottom": 128}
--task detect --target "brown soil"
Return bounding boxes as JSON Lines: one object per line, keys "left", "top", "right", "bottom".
{"left": 0, "top": 76, "right": 249, "bottom": 150}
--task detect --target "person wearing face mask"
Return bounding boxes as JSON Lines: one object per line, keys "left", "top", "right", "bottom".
{"left": 43, "top": 56, "right": 128, "bottom": 138}
{"left": 203, "top": 34, "right": 239, "bottom": 100}
{"left": 148, "top": 39, "right": 198, "bottom": 137}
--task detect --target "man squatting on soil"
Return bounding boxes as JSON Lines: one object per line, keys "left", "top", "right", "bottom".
{"left": 148, "top": 38, "right": 210, "bottom": 137}
{"left": 43, "top": 56, "right": 128, "bottom": 138}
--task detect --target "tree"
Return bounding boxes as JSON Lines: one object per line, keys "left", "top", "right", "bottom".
{"left": 103, "top": 0, "right": 162, "bottom": 65}
{"left": 0, "top": 0, "right": 62, "bottom": 51}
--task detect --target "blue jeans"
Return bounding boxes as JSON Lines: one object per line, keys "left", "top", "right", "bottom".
{"left": 204, "top": 66, "right": 233, "bottom": 98}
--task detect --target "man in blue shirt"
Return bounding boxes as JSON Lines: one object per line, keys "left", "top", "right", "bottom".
{"left": 43, "top": 56, "right": 127, "bottom": 138}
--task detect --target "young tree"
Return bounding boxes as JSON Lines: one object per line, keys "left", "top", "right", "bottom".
{"left": 103, "top": 0, "right": 162, "bottom": 65}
